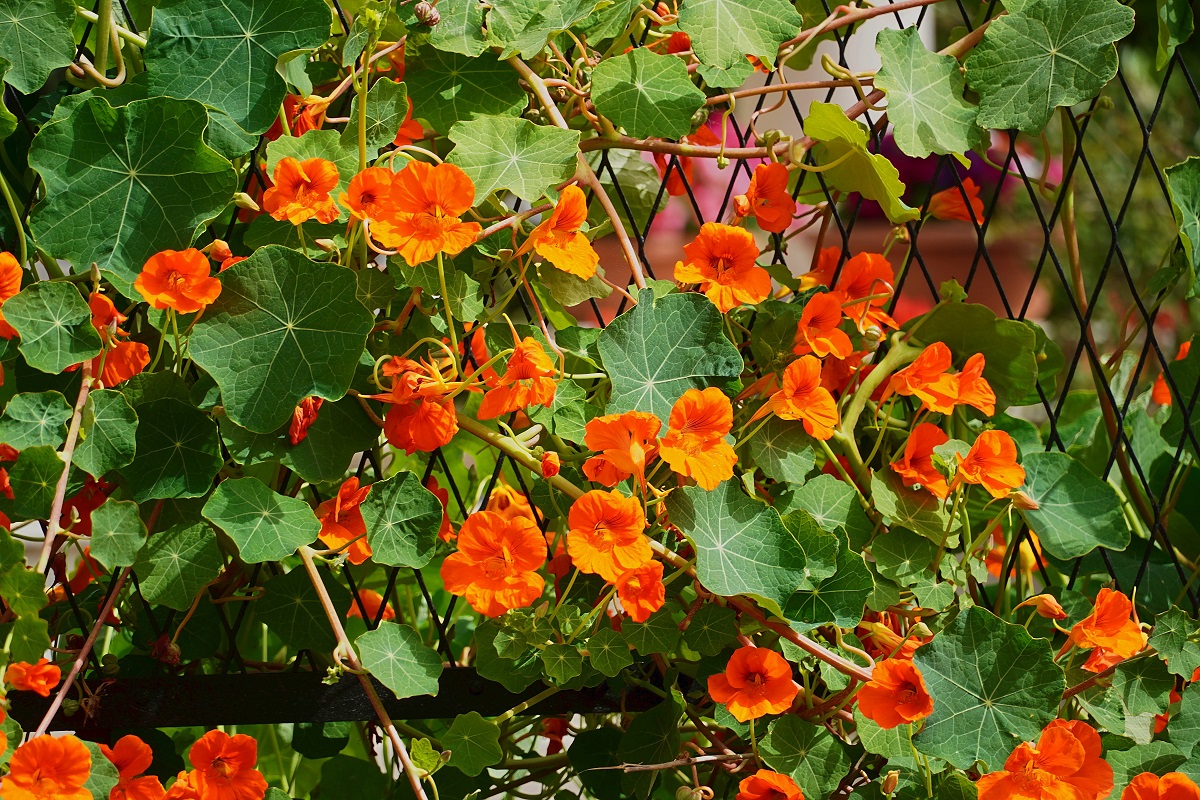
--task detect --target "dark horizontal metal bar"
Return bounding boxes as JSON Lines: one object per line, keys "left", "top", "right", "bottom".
{"left": 9, "top": 668, "right": 657, "bottom": 732}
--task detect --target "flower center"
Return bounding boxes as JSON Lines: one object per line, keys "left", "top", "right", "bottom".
{"left": 165, "top": 270, "right": 186, "bottom": 291}
{"left": 482, "top": 546, "right": 513, "bottom": 579}
{"left": 744, "top": 670, "right": 767, "bottom": 695}
{"left": 212, "top": 758, "right": 235, "bottom": 779}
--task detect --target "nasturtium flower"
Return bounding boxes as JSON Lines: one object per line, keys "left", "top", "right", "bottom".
{"left": 338, "top": 166, "right": 393, "bottom": 223}
{"left": 189, "top": 730, "right": 268, "bottom": 800}
{"left": 540, "top": 451, "right": 561, "bottom": 478}
{"left": 615, "top": 559, "right": 665, "bottom": 623}
{"left": 164, "top": 771, "right": 202, "bottom": 800}
{"left": 977, "top": 719, "right": 1112, "bottom": 800}
{"left": 856, "top": 658, "right": 933, "bottom": 729}
{"left": 347, "top": 588, "right": 396, "bottom": 623}
{"left": 0, "top": 251, "right": 23, "bottom": 339}
{"left": 4, "top": 658, "right": 61, "bottom": 697}
{"left": 1016, "top": 593, "right": 1068, "bottom": 620}
{"left": 392, "top": 98, "right": 423, "bottom": 147}
{"left": 756, "top": 355, "right": 839, "bottom": 440}
{"left": 707, "top": 645, "right": 798, "bottom": 722}
{"left": 831, "top": 252, "right": 896, "bottom": 336}
{"left": 674, "top": 222, "right": 772, "bottom": 313}
{"left": 582, "top": 411, "right": 662, "bottom": 488}
{"left": 1062, "top": 588, "right": 1147, "bottom": 672}
{"left": 734, "top": 162, "right": 796, "bottom": 234}
{"left": 440, "top": 510, "right": 546, "bottom": 617}
{"left": 1153, "top": 341, "right": 1191, "bottom": 406}
{"left": 262, "top": 156, "right": 340, "bottom": 225}
{"left": 653, "top": 125, "right": 720, "bottom": 197}
{"left": 736, "top": 769, "right": 804, "bottom": 800}
{"left": 288, "top": 397, "right": 323, "bottom": 446}
{"left": 792, "top": 291, "right": 853, "bottom": 360}
{"left": 799, "top": 246, "right": 839, "bottom": 292}
{"left": 890, "top": 422, "right": 950, "bottom": 500}
{"left": 857, "top": 616, "right": 925, "bottom": 661}
{"left": 478, "top": 336, "right": 557, "bottom": 420}
{"left": 566, "top": 489, "right": 651, "bottom": 583}
{"left": 956, "top": 353, "right": 996, "bottom": 416}
{"left": 135, "top": 249, "right": 222, "bottom": 315}
{"left": 426, "top": 476, "right": 456, "bottom": 541}
{"left": 522, "top": 185, "right": 599, "bottom": 280}
{"left": 1123, "top": 772, "right": 1200, "bottom": 800}
{"left": 372, "top": 357, "right": 459, "bottom": 454}
{"left": 372, "top": 160, "right": 482, "bottom": 266}
{"left": 658, "top": 387, "right": 737, "bottom": 490}
{"left": 888, "top": 342, "right": 959, "bottom": 414}
{"left": 316, "top": 477, "right": 371, "bottom": 565}
{"left": 101, "top": 734, "right": 166, "bottom": 800}
{"left": 953, "top": 429, "right": 1025, "bottom": 499}
{"left": 484, "top": 480, "right": 537, "bottom": 524}
{"left": 1, "top": 734, "right": 92, "bottom": 800}
{"left": 928, "top": 178, "right": 985, "bottom": 224}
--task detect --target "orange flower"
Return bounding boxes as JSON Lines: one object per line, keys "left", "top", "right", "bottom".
{"left": 347, "top": 588, "right": 396, "bottom": 622}
{"left": 756, "top": 356, "right": 839, "bottom": 440}
{"left": 163, "top": 772, "right": 202, "bottom": 800}
{"left": 1123, "top": 773, "right": 1200, "bottom": 800}
{"left": 832, "top": 252, "right": 895, "bottom": 336}
{"left": 707, "top": 645, "right": 798, "bottom": 722}
{"left": 799, "top": 246, "right": 839, "bottom": 292}
{"left": 674, "top": 222, "right": 772, "bottom": 313}
{"left": 484, "top": 480, "right": 536, "bottom": 524}
{"left": 736, "top": 770, "right": 804, "bottom": 800}
{"left": 101, "top": 734, "right": 166, "bottom": 800}
{"left": 541, "top": 451, "right": 561, "bottom": 478}
{"left": 985, "top": 529, "right": 1045, "bottom": 582}
{"left": 522, "top": 185, "right": 599, "bottom": 280}
{"left": 734, "top": 162, "right": 796, "bottom": 234}
{"left": 792, "top": 292, "right": 853, "bottom": 360}
{"left": 1063, "top": 588, "right": 1148, "bottom": 672}
{"left": 953, "top": 429, "right": 1025, "bottom": 499}
{"left": 1153, "top": 341, "right": 1192, "bottom": 406}
{"left": 219, "top": 257, "right": 245, "bottom": 272}
{"left": 4, "top": 659, "right": 61, "bottom": 697}
{"left": 658, "top": 387, "right": 737, "bottom": 490}
{"left": 478, "top": 337, "right": 557, "bottom": 420}
{"left": 567, "top": 490, "right": 651, "bottom": 583}
{"left": 189, "top": 730, "right": 267, "bottom": 800}
{"left": 372, "top": 161, "right": 482, "bottom": 266}
{"left": 373, "top": 357, "right": 459, "bottom": 454}
{"left": 86, "top": 340, "right": 150, "bottom": 388}
{"left": 888, "top": 342, "right": 959, "bottom": 414}
{"left": 582, "top": 411, "right": 662, "bottom": 487}
{"left": 339, "top": 167, "right": 393, "bottom": 223}
{"left": 392, "top": 98, "right": 423, "bottom": 147}
{"left": 890, "top": 422, "right": 950, "bottom": 500}
{"left": 1, "top": 734, "right": 92, "bottom": 800}
{"left": 653, "top": 125, "right": 720, "bottom": 196}
{"left": 928, "top": 178, "right": 985, "bottom": 224}
{"left": 316, "top": 477, "right": 372, "bottom": 565}
{"left": 1016, "top": 594, "right": 1068, "bottom": 620}
{"left": 956, "top": 353, "right": 996, "bottom": 416}
{"left": 977, "top": 719, "right": 1112, "bottom": 800}
{"left": 857, "top": 617, "right": 925, "bottom": 660}
{"left": 426, "top": 476, "right": 456, "bottom": 541}
{"left": 288, "top": 397, "right": 323, "bottom": 446}
{"left": 615, "top": 559, "right": 665, "bottom": 623}
{"left": 262, "top": 156, "right": 340, "bottom": 225}
{"left": 134, "top": 249, "right": 222, "bottom": 315}
{"left": 0, "top": 251, "right": 23, "bottom": 339}
{"left": 856, "top": 658, "right": 933, "bottom": 729}
{"left": 441, "top": 510, "right": 546, "bottom": 617}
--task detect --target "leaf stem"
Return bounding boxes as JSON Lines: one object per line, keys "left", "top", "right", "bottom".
{"left": 0, "top": 170, "right": 27, "bottom": 269}
{"left": 35, "top": 361, "right": 94, "bottom": 574}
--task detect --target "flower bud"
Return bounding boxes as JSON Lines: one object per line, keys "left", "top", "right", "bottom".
{"left": 1010, "top": 490, "right": 1040, "bottom": 511}
{"left": 232, "top": 192, "right": 261, "bottom": 211}
{"left": 675, "top": 788, "right": 704, "bottom": 800}
{"left": 209, "top": 239, "right": 233, "bottom": 263}
{"left": 882, "top": 770, "right": 900, "bottom": 796}
{"left": 62, "top": 699, "right": 81, "bottom": 716}
{"left": 414, "top": 1, "right": 440, "bottom": 25}
{"left": 541, "top": 451, "right": 561, "bottom": 478}
{"left": 909, "top": 622, "right": 933, "bottom": 639}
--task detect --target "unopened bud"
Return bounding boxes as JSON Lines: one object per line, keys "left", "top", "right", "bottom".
{"left": 675, "top": 788, "right": 704, "bottom": 800}
{"left": 101, "top": 653, "right": 120, "bottom": 676}
{"left": 414, "top": 1, "right": 440, "bottom": 25}
{"left": 881, "top": 770, "right": 900, "bottom": 795}
{"left": 62, "top": 699, "right": 81, "bottom": 716}
{"left": 232, "top": 192, "right": 260, "bottom": 211}
{"left": 209, "top": 239, "right": 233, "bottom": 262}
{"left": 909, "top": 622, "right": 933, "bottom": 639}
{"left": 313, "top": 238, "right": 337, "bottom": 253}
{"left": 541, "top": 451, "right": 561, "bottom": 478}
{"left": 1010, "top": 490, "right": 1040, "bottom": 511}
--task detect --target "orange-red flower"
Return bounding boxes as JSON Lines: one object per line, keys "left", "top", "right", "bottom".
{"left": 582, "top": 411, "right": 662, "bottom": 487}
{"left": 953, "top": 429, "right": 1025, "bottom": 499}
{"left": 799, "top": 246, "right": 839, "bottom": 292}
{"left": 392, "top": 98, "right": 424, "bottom": 147}
{"left": 339, "top": 167, "right": 393, "bottom": 223}
{"left": 985, "top": 529, "right": 1045, "bottom": 583}
{"left": 1153, "top": 341, "right": 1192, "bottom": 406}
{"left": 831, "top": 252, "right": 896, "bottom": 336}
{"left": 1062, "top": 588, "right": 1147, "bottom": 672}
{"left": 478, "top": 337, "right": 557, "bottom": 419}
{"left": 541, "top": 451, "right": 561, "bottom": 478}
{"left": 372, "top": 160, "right": 482, "bottom": 266}
{"left": 856, "top": 658, "right": 933, "bottom": 729}
{"left": 755, "top": 356, "right": 839, "bottom": 440}
{"left": 1123, "top": 773, "right": 1200, "bottom": 800}
{"left": 928, "top": 178, "right": 985, "bottom": 224}
{"left": 977, "top": 719, "right": 1112, "bottom": 800}
{"left": 372, "top": 357, "right": 459, "bottom": 454}
{"left": 736, "top": 769, "right": 804, "bottom": 800}
{"left": 674, "top": 222, "right": 772, "bottom": 313}
{"left": 567, "top": 489, "right": 650, "bottom": 583}
{"left": 522, "top": 185, "right": 599, "bottom": 280}
{"left": 658, "top": 387, "right": 737, "bottom": 490}
{"left": 441, "top": 510, "right": 546, "bottom": 617}
{"left": 707, "top": 645, "right": 798, "bottom": 722}
{"left": 956, "top": 353, "right": 996, "bottom": 416}
{"left": 1, "top": 734, "right": 92, "bottom": 800}
{"left": 1016, "top": 594, "right": 1068, "bottom": 620}
{"left": 426, "top": 476, "right": 456, "bottom": 541}
{"left": 189, "top": 730, "right": 267, "bottom": 800}
{"left": 67, "top": 292, "right": 150, "bottom": 387}
{"left": 792, "top": 292, "right": 853, "bottom": 360}
{"left": 316, "top": 477, "right": 371, "bottom": 565}
{"left": 288, "top": 397, "right": 323, "bottom": 446}
{"left": 888, "top": 342, "right": 959, "bottom": 414}
{"left": 734, "top": 162, "right": 796, "bottom": 234}
{"left": 262, "top": 156, "right": 340, "bottom": 225}
{"left": 135, "top": 249, "right": 222, "bottom": 315}
{"left": 347, "top": 588, "right": 396, "bottom": 622}
{"left": 890, "top": 422, "right": 950, "bottom": 500}
{"left": 163, "top": 771, "right": 201, "bottom": 800}
{"left": 102, "top": 734, "right": 166, "bottom": 800}
{"left": 653, "top": 125, "right": 720, "bottom": 196}
{"left": 4, "top": 659, "right": 61, "bottom": 697}
{"left": 857, "top": 616, "right": 927, "bottom": 661}
{"left": 485, "top": 480, "right": 537, "bottom": 524}
{"left": 0, "top": 251, "right": 23, "bottom": 339}
{"left": 615, "top": 559, "right": 665, "bottom": 623}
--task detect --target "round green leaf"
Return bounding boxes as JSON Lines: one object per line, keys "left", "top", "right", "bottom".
{"left": 0, "top": 0, "right": 75, "bottom": 93}
{"left": 257, "top": 566, "right": 350, "bottom": 653}
{"left": 0, "top": 565, "right": 46, "bottom": 616}
{"left": 446, "top": 115, "right": 580, "bottom": 203}
{"left": 1017, "top": 451, "right": 1130, "bottom": 560}
{"left": 73, "top": 389, "right": 138, "bottom": 478}
{"left": 81, "top": 741, "right": 120, "bottom": 800}
{"left": 591, "top": 49, "right": 705, "bottom": 139}
{"left": 443, "top": 711, "right": 502, "bottom": 777}
{"left": 132, "top": 522, "right": 224, "bottom": 611}
{"left": 406, "top": 50, "right": 527, "bottom": 134}
{"left": 4, "top": 445, "right": 67, "bottom": 520}
{"left": 760, "top": 717, "right": 852, "bottom": 800}
{"left": 202, "top": 477, "right": 320, "bottom": 563}
{"left": 587, "top": 628, "right": 633, "bottom": 677}
{"left": 748, "top": 418, "right": 815, "bottom": 486}
{"left": 782, "top": 535, "right": 872, "bottom": 632}
{"left": 340, "top": 80, "right": 409, "bottom": 160}
{"left": 0, "top": 391, "right": 69, "bottom": 450}
{"left": 1149, "top": 607, "right": 1200, "bottom": 679}
{"left": 677, "top": 0, "right": 802, "bottom": 70}
{"left": 125, "top": 399, "right": 223, "bottom": 502}
{"left": 359, "top": 471, "right": 443, "bottom": 569}
{"left": 356, "top": 620, "right": 444, "bottom": 699}
{"left": 4, "top": 281, "right": 102, "bottom": 374}
{"left": 89, "top": 499, "right": 149, "bottom": 570}
{"left": 6, "top": 613, "right": 49, "bottom": 663}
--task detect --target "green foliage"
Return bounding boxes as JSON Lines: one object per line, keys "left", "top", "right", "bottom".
{"left": 1017, "top": 451, "right": 1130, "bottom": 559}
{"left": 73, "top": 389, "right": 139, "bottom": 477}
{"left": 89, "top": 499, "right": 149, "bottom": 569}
{"left": 760, "top": 717, "right": 852, "bottom": 799}
{"left": 677, "top": 0, "right": 802, "bottom": 70}
{"left": 443, "top": 712, "right": 503, "bottom": 776}
{"left": 591, "top": 49, "right": 706, "bottom": 139}
{"left": 0, "top": 390, "right": 69, "bottom": 449}
{"left": 359, "top": 471, "right": 443, "bottom": 568}
{"left": 447, "top": 115, "right": 580, "bottom": 202}
{"left": 125, "top": 398, "right": 223, "bottom": 501}
{"left": 5, "top": 282, "right": 102, "bottom": 373}
{"left": 202, "top": 477, "right": 321, "bottom": 563}
{"left": 0, "top": 0, "right": 75, "bottom": 93}
{"left": 356, "top": 621, "right": 444, "bottom": 699}
{"left": 132, "top": 523, "right": 225, "bottom": 611}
